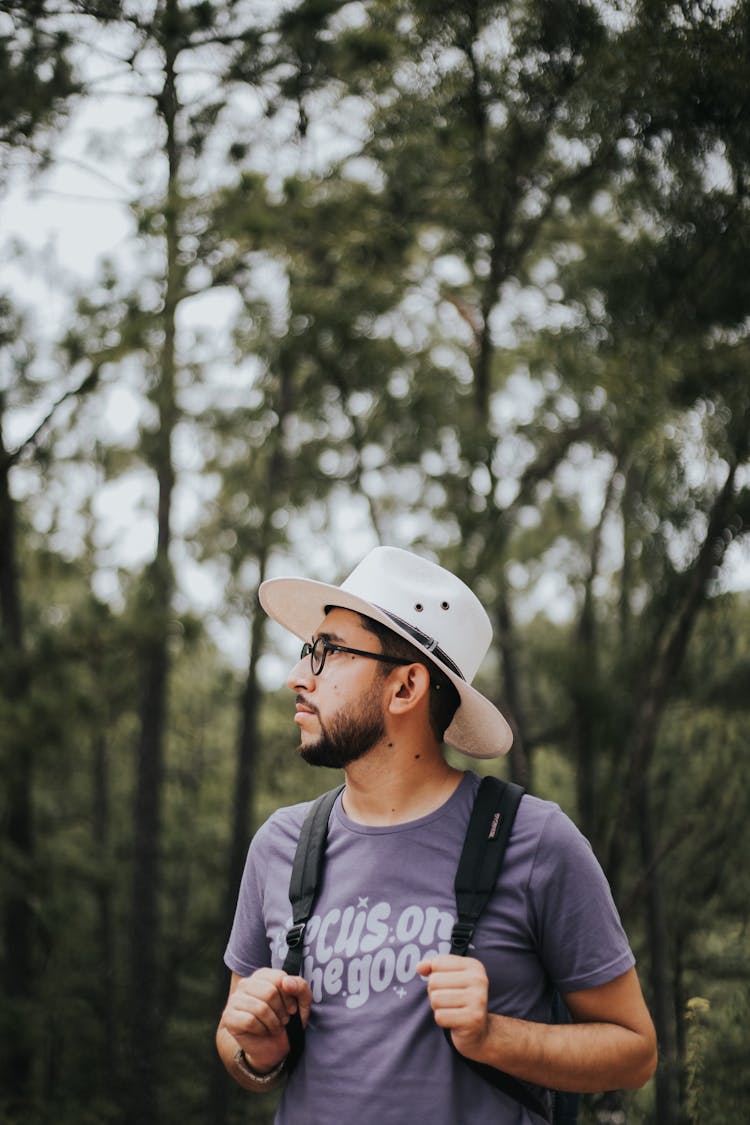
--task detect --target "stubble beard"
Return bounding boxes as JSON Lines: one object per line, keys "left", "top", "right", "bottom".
{"left": 299, "top": 695, "right": 386, "bottom": 769}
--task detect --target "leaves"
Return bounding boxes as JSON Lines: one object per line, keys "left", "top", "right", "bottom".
{"left": 1, "top": 2, "right": 750, "bottom": 1122}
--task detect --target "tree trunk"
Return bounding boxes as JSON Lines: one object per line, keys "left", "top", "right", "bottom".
{"left": 574, "top": 590, "right": 597, "bottom": 841}
{"left": 93, "top": 730, "right": 118, "bottom": 1080}
{"left": 126, "top": 12, "right": 180, "bottom": 1121}
{"left": 207, "top": 560, "right": 271, "bottom": 1125}
{"left": 208, "top": 344, "right": 296, "bottom": 1122}
{"left": 495, "top": 592, "right": 531, "bottom": 788}
{"left": 606, "top": 460, "right": 741, "bottom": 883}
{"left": 0, "top": 409, "right": 34, "bottom": 1114}
{"left": 638, "top": 776, "right": 679, "bottom": 1125}
{"left": 575, "top": 463, "right": 621, "bottom": 844}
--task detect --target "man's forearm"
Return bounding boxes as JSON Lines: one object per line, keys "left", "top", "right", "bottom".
{"left": 460, "top": 1012, "right": 657, "bottom": 1093}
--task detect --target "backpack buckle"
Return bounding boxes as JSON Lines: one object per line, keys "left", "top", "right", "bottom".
{"left": 450, "top": 921, "right": 475, "bottom": 954}
{"left": 286, "top": 922, "right": 307, "bottom": 949}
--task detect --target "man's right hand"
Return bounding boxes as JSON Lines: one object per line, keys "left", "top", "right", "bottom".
{"left": 220, "top": 968, "right": 313, "bottom": 1075}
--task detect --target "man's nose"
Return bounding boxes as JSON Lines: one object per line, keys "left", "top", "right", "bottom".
{"left": 287, "top": 654, "right": 315, "bottom": 692}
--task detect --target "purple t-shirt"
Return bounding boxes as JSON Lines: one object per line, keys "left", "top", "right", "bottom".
{"left": 225, "top": 772, "right": 634, "bottom": 1124}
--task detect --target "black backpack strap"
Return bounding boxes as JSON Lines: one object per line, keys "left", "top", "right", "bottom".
{"left": 450, "top": 775, "right": 525, "bottom": 954}
{"left": 447, "top": 777, "right": 552, "bottom": 1123}
{"left": 282, "top": 785, "right": 344, "bottom": 1072}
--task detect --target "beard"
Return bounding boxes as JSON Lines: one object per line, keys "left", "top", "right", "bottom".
{"left": 299, "top": 694, "right": 386, "bottom": 769}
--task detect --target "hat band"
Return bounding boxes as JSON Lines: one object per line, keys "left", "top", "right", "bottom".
{"left": 377, "top": 607, "right": 466, "bottom": 681}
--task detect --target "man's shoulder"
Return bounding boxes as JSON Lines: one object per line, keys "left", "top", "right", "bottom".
{"left": 517, "top": 790, "right": 566, "bottom": 824}
{"left": 515, "top": 791, "right": 589, "bottom": 849}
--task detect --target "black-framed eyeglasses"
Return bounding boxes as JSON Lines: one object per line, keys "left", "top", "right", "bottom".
{"left": 300, "top": 637, "right": 409, "bottom": 677}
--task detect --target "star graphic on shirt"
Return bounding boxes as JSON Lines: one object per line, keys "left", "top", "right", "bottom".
{"left": 357, "top": 897, "right": 369, "bottom": 909}
{"left": 394, "top": 986, "right": 407, "bottom": 999}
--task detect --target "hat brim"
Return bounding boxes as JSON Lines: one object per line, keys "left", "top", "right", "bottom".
{"left": 259, "top": 576, "right": 513, "bottom": 759}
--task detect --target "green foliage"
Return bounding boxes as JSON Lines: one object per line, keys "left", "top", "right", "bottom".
{"left": 0, "top": 1, "right": 80, "bottom": 173}
{"left": 2, "top": 1, "right": 750, "bottom": 1122}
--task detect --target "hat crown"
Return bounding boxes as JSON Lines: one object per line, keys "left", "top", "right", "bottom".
{"left": 339, "top": 547, "right": 491, "bottom": 684}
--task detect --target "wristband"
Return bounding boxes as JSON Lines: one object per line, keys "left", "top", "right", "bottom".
{"left": 233, "top": 1047, "right": 287, "bottom": 1085}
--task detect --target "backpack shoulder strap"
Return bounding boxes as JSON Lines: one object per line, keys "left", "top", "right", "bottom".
{"left": 448, "top": 776, "right": 553, "bottom": 1123}
{"left": 282, "top": 785, "right": 344, "bottom": 1072}
{"left": 284, "top": 784, "right": 344, "bottom": 974}
{"left": 450, "top": 775, "right": 524, "bottom": 954}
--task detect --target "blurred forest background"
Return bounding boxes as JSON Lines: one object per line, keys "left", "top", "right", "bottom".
{"left": 2, "top": 1, "right": 750, "bottom": 1123}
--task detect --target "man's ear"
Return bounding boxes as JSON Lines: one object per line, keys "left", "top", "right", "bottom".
{"left": 387, "top": 663, "right": 431, "bottom": 715}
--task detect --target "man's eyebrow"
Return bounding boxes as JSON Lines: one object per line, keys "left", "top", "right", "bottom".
{"left": 313, "top": 630, "right": 344, "bottom": 644}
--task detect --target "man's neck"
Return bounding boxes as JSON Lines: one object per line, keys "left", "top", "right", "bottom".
{"left": 340, "top": 741, "right": 463, "bottom": 826}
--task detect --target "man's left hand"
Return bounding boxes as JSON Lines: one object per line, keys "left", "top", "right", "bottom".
{"left": 417, "top": 954, "right": 490, "bottom": 1059}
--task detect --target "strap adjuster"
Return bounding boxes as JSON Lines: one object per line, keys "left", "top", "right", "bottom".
{"left": 450, "top": 921, "right": 475, "bottom": 954}
{"left": 286, "top": 922, "right": 306, "bottom": 949}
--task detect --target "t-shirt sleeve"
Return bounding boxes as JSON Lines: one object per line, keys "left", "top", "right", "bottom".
{"left": 527, "top": 804, "right": 635, "bottom": 994}
{"left": 224, "top": 819, "right": 276, "bottom": 978}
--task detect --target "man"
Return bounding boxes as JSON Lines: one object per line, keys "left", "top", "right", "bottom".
{"left": 216, "top": 546, "right": 657, "bottom": 1123}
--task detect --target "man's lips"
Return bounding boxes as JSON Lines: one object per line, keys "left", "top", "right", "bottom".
{"left": 294, "top": 695, "right": 318, "bottom": 721}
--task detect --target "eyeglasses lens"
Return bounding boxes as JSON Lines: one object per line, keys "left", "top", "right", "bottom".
{"left": 300, "top": 638, "right": 326, "bottom": 675}
{"left": 312, "top": 638, "right": 326, "bottom": 674}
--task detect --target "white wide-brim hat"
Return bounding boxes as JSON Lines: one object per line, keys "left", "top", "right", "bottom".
{"left": 259, "top": 546, "right": 513, "bottom": 759}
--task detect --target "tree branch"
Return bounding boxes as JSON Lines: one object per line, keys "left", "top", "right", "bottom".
{"left": 6, "top": 368, "right": 99, "bottom": 468}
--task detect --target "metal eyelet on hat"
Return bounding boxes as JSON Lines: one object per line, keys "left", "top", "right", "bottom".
{"left": 415, "top": 603, "right": 424, "bottom": 612}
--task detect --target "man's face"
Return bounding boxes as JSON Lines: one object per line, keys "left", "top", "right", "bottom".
{"left": 286, "top": 608, "right": 390, "bottom": 769}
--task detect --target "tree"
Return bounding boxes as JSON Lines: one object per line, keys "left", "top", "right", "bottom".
{"left": 2, "top": 3, "right": 749, "bottom": 1123}
{"left": 0, "top": 4, "right": 83, "bottom": 1110}
{"left": 0, "top": 0, "right": 81, "bottom": 181}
